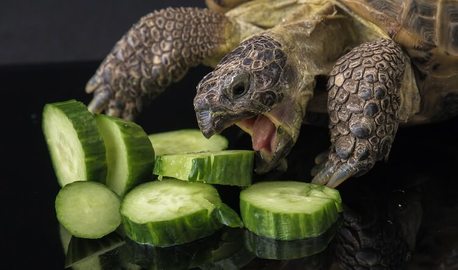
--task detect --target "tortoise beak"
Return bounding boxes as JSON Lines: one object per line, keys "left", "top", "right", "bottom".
{"left": 195, "top": 109, "right": 216, "bottom": 138}
{"left": 195, "top": 109, "right": 237, "bottom": 139}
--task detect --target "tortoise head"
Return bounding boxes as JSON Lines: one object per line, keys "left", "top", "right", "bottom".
{"left": 194, "top": 35, "right": 309, "bottom": 173}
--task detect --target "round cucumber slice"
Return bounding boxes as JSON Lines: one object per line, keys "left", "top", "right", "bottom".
{"left": 55, "top": 181, "right": 121, "bottom": 239}
{"left": 148, "top": 129, "right": 228, "bottom": 156}
{"left": 153, "top": 150, "right": 254, "bottom": 186}
{"left": 240, "top": 181, "right": 342, "bottom": 240}
{"left": 42, "top": 100, "right": 107, "bottom": 186}
{"left": 96, "top": 114, "right": 155, "bottom": 197}
{"left": 121, "top": 179, "right": 228, "bottom": 247}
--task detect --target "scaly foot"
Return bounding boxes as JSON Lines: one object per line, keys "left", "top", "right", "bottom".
{"left": 313, "top": 39, "right": 406, "bottom": 187}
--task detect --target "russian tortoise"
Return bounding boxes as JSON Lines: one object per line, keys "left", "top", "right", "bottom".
{"left": 86, "top": 0, "right": 458, "bottom": 187}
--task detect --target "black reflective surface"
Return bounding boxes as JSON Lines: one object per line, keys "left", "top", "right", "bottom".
{"left": 3, "top": 62, "right": 458, "bottom": 269}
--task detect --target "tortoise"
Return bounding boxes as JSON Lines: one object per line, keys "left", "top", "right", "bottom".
{"left": 85, "top": 0, "right": 458, "bottom": 187}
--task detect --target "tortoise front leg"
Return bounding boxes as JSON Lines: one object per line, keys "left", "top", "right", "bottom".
{"left": 312, "top": 39, "right": 406, "bottom": 187}
{"left": 86, "top": 8, "right": 238, "bottom": 120}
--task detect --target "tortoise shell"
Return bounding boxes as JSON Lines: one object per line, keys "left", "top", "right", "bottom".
{"left": 339, "top": 0, "right": 458, "bottom": 74}
{"left": 338, "top": 0, "right": 458, "bottom": 121}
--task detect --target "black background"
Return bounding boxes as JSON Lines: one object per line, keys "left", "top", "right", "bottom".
{"left": 1, "top": 1, "right": 205, "bottom": 269}
{"left": 1, "top": 1, "right": 457, "bottom": 269}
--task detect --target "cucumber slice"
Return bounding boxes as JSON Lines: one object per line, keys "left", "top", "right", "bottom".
{"left": 148, "top": 129, "right": 228, "bottom": 156}
{"left": 95, "top": 114, "right": 154, "bottom": 196}
{"left": 42, "top": 100, "right": 107, "bottom": 186}
{"left": 240, "top": 181, "right": 342, "bottom": 240}
{"left": 55, "top": 181, "right": 121, "bottom": 239}
{"left": 120, "top": 179, "right": 241, "bottom": 247}
{"left": 153, "top": 150, "right": 254, "bottom": 186}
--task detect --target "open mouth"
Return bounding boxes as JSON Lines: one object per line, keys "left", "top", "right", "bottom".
{"left": 195, "top": 98, "right": 301, "bottom": 174}
{"left": 235, "top": 113, "right": 279, "bottom": 162}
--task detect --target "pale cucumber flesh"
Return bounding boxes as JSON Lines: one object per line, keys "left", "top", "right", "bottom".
{"left": 240, "top": 181, "right": 342, "bottom": 240}
{"left": 55, "top": 181, "right": 121, "bottom": 239}
{"left": 148, "top": 129, "right": 228, "bottom": 156}
{"left": 122, "top": 179, "right": 221, "bottom": 223}
{"left": 120, "top": 179, "right": 241, "bottom": 246}
{"left": 42, "top": 100, "right": 106, "bottom": 186}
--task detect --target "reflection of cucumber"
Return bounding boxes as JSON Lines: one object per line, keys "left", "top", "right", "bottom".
{"left": 153, "top": 150, "right": 254, "bottom": 186}
{"left": 240, "top": 181, "right": 342, "bottom": 240}
{"left": 148, "top": 129, "right": 228, "bottom": 156}
{"left": 96, "top": 115, "right": 154, "bottom": 196}
{"left": 120, "top": 179, "right": 242, "bottom": 247}
{"left": 244, "top": 220, "right": 339, "bottom": 260}
{"left": 119, "top": 232, "right": 219, "bottom": 270}
{"left": 199, "top": 229, "right": 255, "bottom": 270}
{"left": 65, "top": 233, "right": 124, "bottom": 268}
{"left": 55, "top": 181, "right": 121, "bottom": 239}
{"left": 42, "top": 100, "right": 106, "bottom": 186}
{"left": 118, "top": 228, "right": 253, "bottom": 270}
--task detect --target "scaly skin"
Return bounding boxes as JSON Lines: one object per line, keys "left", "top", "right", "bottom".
{"left": 335, "top": 188, "right": 422, "bottom": 270}
{"left": 312, "top": 39, "right": 406, "bottom": 187}
{"left": 194, "top": 35, "right": 288, "bottom": 136}
{"left": 86, "top": 8, "right": 236, "bottom": 120}
{"left": 194, "top": 34, "right": 292, "bottom": 172}
{"left": 194, "top": 12, "right": 357, "bottom": 173}
{"left": 86, "top": 0, "right": 457, "bottom": 186}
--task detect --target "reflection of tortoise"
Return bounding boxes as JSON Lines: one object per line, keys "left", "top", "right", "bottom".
{"left": 86, "top": 0, "right": 458, "bottom": 187}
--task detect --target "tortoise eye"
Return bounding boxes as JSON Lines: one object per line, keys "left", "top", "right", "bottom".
{"left": 231, "top": 81, "right": 248, "bottom": 99}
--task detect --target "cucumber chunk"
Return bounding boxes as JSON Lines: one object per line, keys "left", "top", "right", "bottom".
{"left": 42, "top": 100, "right": 107, "bottom": 186}
{"left": 55, "top": 181, "right": 121, "bottom": 239}
{"left": 96, "top": 114, "right": 155, "bottom": 196}
{"left": 153, "top": 150, "right": 254, "bottom": 186}
{"left": 120, "top": 179, "right": 242, "bottom": 247}
{"left": 240, "top": 181, "right": 342, "bottom": 240}
{"left": 148, "top": 129, "right": 228, "bottom": 156}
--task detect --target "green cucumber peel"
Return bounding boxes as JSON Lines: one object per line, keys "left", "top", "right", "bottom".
{"left": 95, "top": 114, "right": 155, "bottom": 197}
{"left": 154, "top": 150, "right": 254, "bottom": 186}
{"left": 212, "top": 203, "right": 244, "bottom": 228}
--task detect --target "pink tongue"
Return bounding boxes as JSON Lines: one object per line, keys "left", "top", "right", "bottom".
{"left": 252, "top": 115, "right": 275, "bottom": 151}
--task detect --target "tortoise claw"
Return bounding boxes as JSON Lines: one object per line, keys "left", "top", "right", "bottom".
{"left": 310, "top": 151, "right": 328, "bottom": 177}
{"left": 310, "top": 162, "right": 325, "bottom": 177}
{"left": 87, "top": 86, "right": 111, "bottom": 114}
{"left": 311, "top": 160, "right": 356, "bottom": 188}
{"left": 86, "top": 72, "right": 141, "bottom": 120}
{"left": 314, "top": 150, "right": 329, "bottom": 166}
